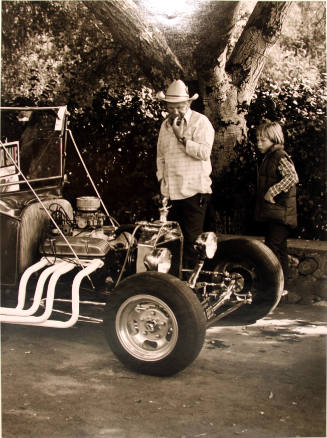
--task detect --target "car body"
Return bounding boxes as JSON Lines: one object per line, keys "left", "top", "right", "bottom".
{"left": 0, "top": 106, "right": 283, "bottom": 376}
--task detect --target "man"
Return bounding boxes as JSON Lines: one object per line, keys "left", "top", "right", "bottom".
{"left": 156, "top": 79, "right": 215, "bottom": 267}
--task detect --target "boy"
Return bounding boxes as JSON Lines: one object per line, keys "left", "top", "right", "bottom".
{"left": 255, "top": 121, "right": 299, "bottom": 289}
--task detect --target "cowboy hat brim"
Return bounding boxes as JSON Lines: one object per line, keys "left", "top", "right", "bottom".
{"left": 156, "top": 91, "right": 199, "bottom": 103}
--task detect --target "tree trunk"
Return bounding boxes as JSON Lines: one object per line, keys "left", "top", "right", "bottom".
{"left": 84, "top": 0, "right": 292, "bottom": 175}
{"left": 83, "top": 0, "right": 183, "bottom": 87}
{"left": 204, "top": 1, "right": 292, "bottom": 174}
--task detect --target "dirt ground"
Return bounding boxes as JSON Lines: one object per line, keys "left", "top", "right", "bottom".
{"left": 1, "top": 302, "right": 326, "bottom": 438}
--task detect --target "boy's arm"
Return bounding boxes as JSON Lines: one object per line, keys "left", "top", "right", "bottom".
{"left": 267, "top": 157, "right": 299, "bottom": 200}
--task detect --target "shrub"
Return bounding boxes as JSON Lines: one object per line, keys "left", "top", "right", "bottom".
{"left": 4, "top": 78, "right": 326, "bottom": 241}
{"left": 213, "top": 77, "right": 327, "bottom": 240}
{"left": 64, "top": 85, "right": 163, "bottom": 224}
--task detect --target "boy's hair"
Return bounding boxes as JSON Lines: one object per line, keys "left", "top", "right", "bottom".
{"left": 256, "top": 121, "right": 284, "bottom": 144}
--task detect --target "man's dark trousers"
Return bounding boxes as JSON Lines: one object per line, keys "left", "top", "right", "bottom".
{"left": 169, "top": 193, "right": 210, "bottom": 268}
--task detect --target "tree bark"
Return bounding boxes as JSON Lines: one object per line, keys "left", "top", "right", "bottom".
{"left": 83, "top": 0, "right": 183, "bottom": 87}
{"left": 204, "top": 1, "right": 292, "bottom": 174}
{"left": 83, "top": 0, "right": 292, "bottom": 174}
{"left": 226, "top": 1, "right": 292, "bottom": 103}
{"left": 193, "top": 1, "right": 241, "bottom": 80}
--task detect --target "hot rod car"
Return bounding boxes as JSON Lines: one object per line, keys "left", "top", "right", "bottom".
{"left": 0, "top": 106, "right": 283, "bottom": 376}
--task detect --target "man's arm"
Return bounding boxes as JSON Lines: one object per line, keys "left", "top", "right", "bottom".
{"left": 156, "top": 125, "right": 165, "bottom": 182}
{"left": 183, "top": 117, "right": 215, "bottom": 161}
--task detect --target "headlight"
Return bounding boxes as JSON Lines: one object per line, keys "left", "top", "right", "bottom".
{"left": 144, "top": 248, "right": 172, "bottom": 273}
{"left": 194, "top": 232, "right": 218, "bottom": 259}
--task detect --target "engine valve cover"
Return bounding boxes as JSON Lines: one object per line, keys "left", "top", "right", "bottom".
{"left": 41, "top": 235, "right": 111, "bottom": 257}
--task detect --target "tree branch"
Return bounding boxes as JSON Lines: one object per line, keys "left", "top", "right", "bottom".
{"left": 226, "top": 1, "right": 292, "bottom": 94}
{"left": 193, "top": 1, "right": 241, "bottom": 78}
{"left": 83, "top": 0, "right": 183, "bottom": 87}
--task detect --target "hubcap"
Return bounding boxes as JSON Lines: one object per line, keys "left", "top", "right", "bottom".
{"left": 115, "top": 294, "right": 178, "bottom": 361}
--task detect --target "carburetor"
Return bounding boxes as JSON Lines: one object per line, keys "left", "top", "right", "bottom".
{"left": 74, "top": 196, "right": 106, "bottom": 230}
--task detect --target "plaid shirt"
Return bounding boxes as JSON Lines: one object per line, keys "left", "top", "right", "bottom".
{"left": 268, "top": 156, "right": 299, "bottom": 197}
{"left": 156, "top": 109, "right": 215, "bottom": 200}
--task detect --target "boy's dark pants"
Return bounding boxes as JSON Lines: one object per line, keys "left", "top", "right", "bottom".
{"left": 265, "top": 221, "right": 290, "bottom": 284}
{"left": 169, "top": 193, "right": 210, "bottom": 268}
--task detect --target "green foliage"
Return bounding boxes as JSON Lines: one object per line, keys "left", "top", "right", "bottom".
{"left": 212, "top": 2, "right": 326, "bottom": 239}
{"left": 213, "top": 77, "right": 327, "bottom": 240}
{"left": 248, "top": 78, "right": 327, "bottom": 241}
{"left": 1, "top": 1, "right": 143, "bottom": 106}
{"left": 211, "top": 139, "right": 258, "bottom": 235}
{"left": 64, "top": 86, "right": 164, "bottom": 224}
{"left": 261, "top": 2, "right": 326, "bottom": 87}
{"left": 1, "top": 1, "right": 325, "bottom": 239}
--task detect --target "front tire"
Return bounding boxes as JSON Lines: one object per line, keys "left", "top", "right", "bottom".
{"left": 103, "top": 272, "right": 206, "bottom": 376}
{"left": 205, "top": 238, "right": 284, "bottom": 325}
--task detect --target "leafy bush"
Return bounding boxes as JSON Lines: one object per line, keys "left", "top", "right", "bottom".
{"left": 7, "top": 78, "right": 325, "bottom": 241}
{"left": 64, "top": 85, "right": 163, "bottom": 224}
{"left": 212, "top": 77, "right": 327, "bottom": 240}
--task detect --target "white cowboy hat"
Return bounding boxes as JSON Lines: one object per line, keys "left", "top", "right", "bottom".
{"left": 156, "top": 80, "right": 199, "bottom": 103}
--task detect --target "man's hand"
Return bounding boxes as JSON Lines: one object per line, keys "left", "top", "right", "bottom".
{"left": 172, "top": 117, "right": 185, "bottom": 140}
{"left": 264, "top": 191, "right": 276, "bottom": 204}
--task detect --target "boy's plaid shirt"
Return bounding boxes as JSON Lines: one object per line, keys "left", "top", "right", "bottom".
{"left": 268, "top": 156, "right": 299, "bottom": 197}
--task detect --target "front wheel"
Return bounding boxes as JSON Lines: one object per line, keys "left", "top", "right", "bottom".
{"left": 205, "top": 238, "right": 284, "bottom": 325}
{"left": 103, "top": 272, "right": 206, "bottom": 376}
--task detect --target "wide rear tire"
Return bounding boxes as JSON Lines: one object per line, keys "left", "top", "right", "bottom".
{"left": 205, "top": 238, "right": 284, "bottom": 325}
{"left": 103, "top": 272, "right": 206, "bottom": 376}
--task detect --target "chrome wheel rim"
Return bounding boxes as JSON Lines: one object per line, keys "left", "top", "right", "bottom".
{"left": 115, "top": 294, "right": 178, "bottom": 361}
